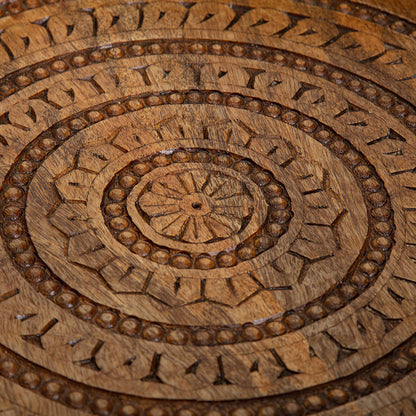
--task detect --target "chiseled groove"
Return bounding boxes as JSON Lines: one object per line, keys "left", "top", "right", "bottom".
{"left": 0, "top": 88, "right": 393, "bottom": 348}
{"left": 0, "top": 331, "right": 414, "bottom": 414}
{"left": 0, "top": 37, "right": 414, "bottom": 123}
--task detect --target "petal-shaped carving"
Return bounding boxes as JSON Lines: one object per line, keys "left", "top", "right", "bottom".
{"left": 176, "top": 171, "right": 198, "bottom": 193}
{"left": 111, "top": 126, "right": 158, "bottom": 150}
{"left": 151, "top": 178, "right": 187, "bottom": 198}
{"left": 48, "top": 202, "right": 89, "bottom": 236}
{"left": 249, "top": 137, "right": 294, "bottom": 166}
{"left": 150, "top": 213, "right": 187, "bottom": 238}
{"left": 230, "top": 8, "right": 290, "bottom": 36}
{"left": 100, "top": 259, "right": 148, "bottom": 293}
{"left": 78, "top": 144, "right": 123, "bottom": 173}
{"left": 284, "top": 159, "right": 324, "bottom": 194}
{"left": 68, "top": 231, "right": 114, "bottom": 269}
{"left": 211, "top": 195, "right": 251, "bottom": 219}
{"left": 204, "top": 274, "right": 259, "bottom": 307}
{"left": 181, "top": 216, "right": 215, "bottom": 242}
{"left": 283, "top": 18, "right": 339, "bottom": 47}
{"left": 146, "top": 273, "right": 201, "bottom": 306}
{"left": 290, "top": 225, "right": 336, "bottom": 260}
{"left": 257, "top": 254, "right": 304, "bottom": 288}
{"left": 203, "top": 214, "right": 237, "bottom": 239}
{"left": 55, "top": 169, "right": 96, "bottom": 202}
{"left": 200, "top": 63, "right": 250, "bottom": 87}
{"left": 303, "top": 191, "right": 345, "bottom": 225}
{"left": 139, "top": 192, "right": 181, "bottom": 217}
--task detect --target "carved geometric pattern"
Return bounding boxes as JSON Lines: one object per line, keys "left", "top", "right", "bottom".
{"left": 0, "top": 91, "right": 392, "bottom": 335}
{"left": 0, "top": 0, "right": 415, "bottom": 415}
{"left": 102, "top": 148, "right": 292, "bottom": 268}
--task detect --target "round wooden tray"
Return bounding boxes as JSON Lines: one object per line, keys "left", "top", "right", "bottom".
{"left": 0, "top": 0, "right": 416, "bottom": 414}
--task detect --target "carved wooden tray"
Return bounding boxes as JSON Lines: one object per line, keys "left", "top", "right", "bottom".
{"left": 1, "top": 0, "right": 416, "bottom": 414}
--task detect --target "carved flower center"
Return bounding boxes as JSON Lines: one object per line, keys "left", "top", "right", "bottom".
{"left": 179, "top": 192, "right": 212, "bottom": 217}
{"left": 139, "top": 171, "right": 253, "bottom": 243}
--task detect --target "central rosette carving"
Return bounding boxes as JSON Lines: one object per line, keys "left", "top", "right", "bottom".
{"left": 101, "top": 148, "right": 294, "bottom": 269}
{"left": 138, "top": 170, "right": 253, "bottom": 243}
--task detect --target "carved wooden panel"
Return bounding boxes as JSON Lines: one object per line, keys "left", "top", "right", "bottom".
{"left": 1, "top": 0, "right": 416, "bottom": 414}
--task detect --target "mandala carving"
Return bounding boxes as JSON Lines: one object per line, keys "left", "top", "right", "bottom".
{"left": 101, "top": 148, "right": 293, "bottom": 268}
{"left": 0, "top": 1, "right": 415, "bottom": 415}
{"left": 138, "top": 169, "right": 258, "bottom": 243}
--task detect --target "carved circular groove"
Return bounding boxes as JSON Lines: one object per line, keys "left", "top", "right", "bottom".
{"left": 0, "top": 0, "right": 414, "bottom": 414}
{"left": 1, "top": 92, "right": 393, "bottom": 337}
{"left": 102, "top": 149, "right": 292, "bottom": 268}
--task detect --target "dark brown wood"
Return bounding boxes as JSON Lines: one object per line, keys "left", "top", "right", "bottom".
{"left": 0, "top": 0, "right": 416, "bottom": 414}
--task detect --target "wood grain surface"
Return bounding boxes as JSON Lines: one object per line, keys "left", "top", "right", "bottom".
{"left": 0, "top": 0, "right": 416, "bottom": 414}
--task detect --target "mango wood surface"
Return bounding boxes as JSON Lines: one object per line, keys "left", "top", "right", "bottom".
{"left": 0, "top": 0, "right": 416, "bottom": 415}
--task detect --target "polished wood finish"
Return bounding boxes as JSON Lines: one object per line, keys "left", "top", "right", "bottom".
{"left": 0, "top": 0, "right": 416, "bottom": 414}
